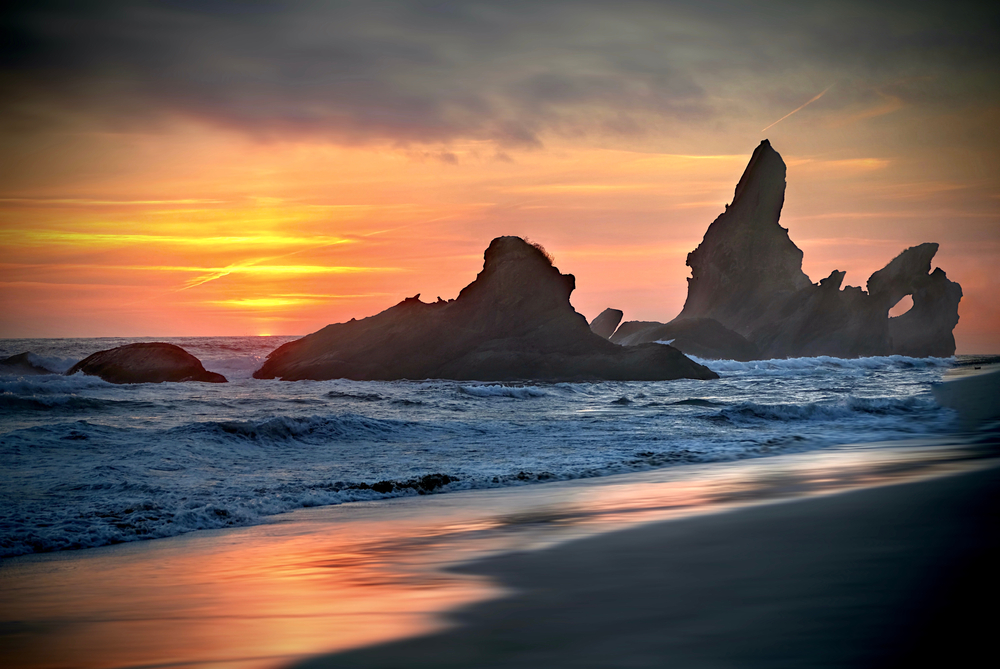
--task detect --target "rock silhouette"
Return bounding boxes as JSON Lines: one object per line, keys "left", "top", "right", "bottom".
{"left": 255, "top": 237, "right": 717, "bottom": 382}
{"left": 67, "top": 343, "right": 227, "bottom": 384}
{"left": 609, "top": 140, "right": 962, "bottom": 359}
{"left": 611, "top": 318, "right": 760, "bottom": 362}
{"left": 869, "top": 244, "right": 963, "bottom": 357}
{"left": 589, "top": 308, "right": 623, "bottom": 339}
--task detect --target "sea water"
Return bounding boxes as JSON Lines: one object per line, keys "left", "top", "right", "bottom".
{"left": 0, "top": 336, "right": 976, "bottom": 557}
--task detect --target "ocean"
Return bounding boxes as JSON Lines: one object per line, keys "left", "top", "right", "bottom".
{"left": 0, "top": 336, "right": 983, "bottom": 558}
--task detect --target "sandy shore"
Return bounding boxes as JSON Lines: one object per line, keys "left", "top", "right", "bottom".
{"left": 2, "top": 439, "right": 996, "bottom": 669}
{"left": 291, "top": 462, "right": 1000, "bottom": 669}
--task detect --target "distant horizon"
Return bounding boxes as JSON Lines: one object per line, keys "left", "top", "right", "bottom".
{"left": 3, "top": 332, "right": 998, "bottom": 358}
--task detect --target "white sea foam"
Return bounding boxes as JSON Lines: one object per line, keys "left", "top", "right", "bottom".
{"left": 688, "top": 354, "right": 954, "bottom": 374}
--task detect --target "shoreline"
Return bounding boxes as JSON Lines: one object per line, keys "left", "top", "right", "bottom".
{"left": 2, "top": 436, "right": 997, "bottom": 669}
{"left": 293, "top": 460, "right": 1000, "bottom": 669}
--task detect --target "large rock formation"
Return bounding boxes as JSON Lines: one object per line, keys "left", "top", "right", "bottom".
{"left": 67, "top": 343, "right": 227, "bottom": 384}
{"left": 868, "top": 244, "right": 963, "bottom": 357}
{"left": 609, "top": 140, "right": 962, "bottom": 359}
{"left": 254, "top": 237, "right": 717, "bottom": 382}
{"left": 678, "top": 140, "right": 812, "bottom": 336}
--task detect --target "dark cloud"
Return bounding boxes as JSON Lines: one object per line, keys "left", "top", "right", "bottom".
{"left": 2, "top": 1, "right": 997, "bottom": 146}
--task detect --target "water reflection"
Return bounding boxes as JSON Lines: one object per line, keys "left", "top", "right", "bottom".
{"left": 1, "top": 437, "right": 995, "bottom": 669}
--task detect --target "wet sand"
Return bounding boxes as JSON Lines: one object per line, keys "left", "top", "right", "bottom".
{"left": 1, "top": 439, "right": 996, "bottom": 669}
{"left": 292, "top": 461, "right": 1000, "bottom": 669}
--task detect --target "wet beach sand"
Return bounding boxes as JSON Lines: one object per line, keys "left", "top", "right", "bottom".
{"left": 2, "top": 437, "right": 998, "bottom": 669}
{"left": 296, "top": 457, "right": 1000, "bottom": 668}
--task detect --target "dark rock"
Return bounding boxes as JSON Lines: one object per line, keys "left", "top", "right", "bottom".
{"left": 608, "top": 321, "right": 665, "bottom": 344}
{"left": 611, "top": 318, "right": 760, "bottom": 362}
{"left": 868, "top": 246, "right": 963, "bottom": 357}
{"left": 590, "top": 308, "right": 623, "bottom": 339}
{"left": 678, "top": 139, "right": 811, "bottom": 337}
{"left": 254, "top": 236, "right": 717, "bottom": 382}
{"left": 868, "top": 243, "right": 939, "bottom": 308}
{"left": 887, "top": 268, "right": 962, "bottom": 357}
{"left": 67, "top": 343, "right": 227, "bottom": 384}
{"left": 749, "top": 271, "right": 891, "bottom": 358}
{"left": 645, "top": 139, "right": 962, "bottom": 359}
{"left": 0, "top": 352, "right": 58, "bottom": 375}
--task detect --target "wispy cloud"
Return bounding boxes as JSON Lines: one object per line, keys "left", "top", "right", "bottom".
{"left": 0, "top": 231, "right": 355, "bottom": 249}
{"left": 0, "top": 198, "right": 227, "bottom": 206}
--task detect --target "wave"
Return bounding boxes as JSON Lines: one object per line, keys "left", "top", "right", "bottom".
{"left": 713, "top": 396, "right": 936, "bottom": 423}
{"left": 690, "top": 354, "right": 954, "bottom": 374}
{"left": 184, "top": 413, "right": 416, "bottom": 442}
{"left": 459, "top": 384, "right": 549, "bottom": 399}
{"left": 0, "top": 375, "right": 115, "bottom": 395}
{"left": 0, "top": 394, "right": 156, "bottom": 412}
{"left": 671, "top": 398, "right": 725, "bottom": 407}
{"left": 0, "top": 471, "right": 464, "bottom": 557}
{"left": 0, "top": 352, "right": 76, "bottom": 375}
{"left": 326, "top": 390, "right": 385, "bottom": 401}
{"left": 0, "top": 337, "right": 962, "bottom": 559}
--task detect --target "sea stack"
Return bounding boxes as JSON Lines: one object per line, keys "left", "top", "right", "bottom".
{"left": 679, "top": 139, "right": 812, "bottom": 335}
{"left": 610, "top": 140, "right": 962, "bottom": 359}
{"left": 67, "top": 343, "right": 227, "bottom": 384}
{"left": 255, "top": 236, "right": 717, "bottom": 382}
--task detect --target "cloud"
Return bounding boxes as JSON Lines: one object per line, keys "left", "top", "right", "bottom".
{"left": 1, "top": 1, "right": 997, "bottom": 148}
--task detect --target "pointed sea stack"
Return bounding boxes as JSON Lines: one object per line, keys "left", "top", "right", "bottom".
{"left": 613, "top": 140, "right": 962, "bottom": 359}
{"left": 67, "top": 343, "right": 227, "bottom": 384}
{"left": 254, "top": 237, "right": 717, "bottom": 382}
{"left": 679, "top": 139, "right": 812, "bottom": 335}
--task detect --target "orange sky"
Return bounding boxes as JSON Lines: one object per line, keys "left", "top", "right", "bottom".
{"left": 1, "top": 2, "right": 998, "bottom": 352}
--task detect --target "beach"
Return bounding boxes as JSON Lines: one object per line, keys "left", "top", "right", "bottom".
{"left": 2, "top": 436, "right": 997, "bottom": 669}
{"left": 3, "top": 340, "right": 997, "bottom": 668}
{"left": 4, "top": 3, "right": 998, "bottom": 666}
{"left": 295, "top": 457, "right": 1000, "bottom": 669}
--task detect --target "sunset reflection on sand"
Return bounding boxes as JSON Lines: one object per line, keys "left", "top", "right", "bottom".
{"left": 0, "top": 437, "right": 989, "bottom": 669}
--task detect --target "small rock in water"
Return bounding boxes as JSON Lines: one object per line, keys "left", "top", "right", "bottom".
{"left": 66, "top": 343, "right": 227, "bottom": 384}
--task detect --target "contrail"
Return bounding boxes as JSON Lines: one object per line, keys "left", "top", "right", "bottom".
{"left": 761, "top": 84, "right": 835, "bottom": 133}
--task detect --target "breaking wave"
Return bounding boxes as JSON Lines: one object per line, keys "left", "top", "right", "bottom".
{"left": 690, "top": 354, "right": 953, "bottom": 375}
{"left": 187, "top": 414, "right": 416, "bottom": 442}
{"left": 714, "top": 396, "right": 935, "bottom": 423}
{"left": 459, "top": 384, "right": 550, "bottom": 398}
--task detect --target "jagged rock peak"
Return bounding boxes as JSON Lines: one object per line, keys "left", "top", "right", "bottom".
{"left": 254, "top": 236, "right": 717, "bottom": 382}
{"left": 679, "top": 139, "right": 810, "bottom": 334}
{"left": 730, "top": 139, "right": 787, "bottom": 217}
{"left": 617, "top": 139, "right": 962, "bottom": 359}
{"left": 484, "top": 235, "right": 555, "bottom": 269}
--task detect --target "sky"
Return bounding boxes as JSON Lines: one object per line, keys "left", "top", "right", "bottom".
{"left": 1, "top": 1, "right": 998, "bottom": 352}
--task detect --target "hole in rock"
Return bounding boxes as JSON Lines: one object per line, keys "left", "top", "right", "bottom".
{"left": 889, "top": 294, "right": 914, "bottom": 318}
